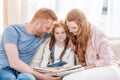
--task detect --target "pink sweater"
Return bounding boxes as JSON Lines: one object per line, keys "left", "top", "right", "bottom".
{"left": 85, "top": 25, "right": 120, "bottom": 67}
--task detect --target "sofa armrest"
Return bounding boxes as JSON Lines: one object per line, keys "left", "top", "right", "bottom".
{"left": 109, "top": 39, "right": 120, "bottom": 59}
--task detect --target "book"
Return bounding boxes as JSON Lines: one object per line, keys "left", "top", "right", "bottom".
{"left": 34, "top": 65, "right": 84, "bottom": 76}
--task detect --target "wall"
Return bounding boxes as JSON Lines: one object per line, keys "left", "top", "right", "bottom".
{"left": 4, "top": 0, "right": 21, "bottom": 27}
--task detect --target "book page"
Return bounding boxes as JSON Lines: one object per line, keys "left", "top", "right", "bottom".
{"left": 58, "top": 65, "right": 82, "bottom": 72}
{"left": 56, "top": 66, "right": 84, "bottom": 76}
{"left": 34, "top": 67, "right": 57, "bottom": 73}
{"left": 34, "top": 64, "right": 83, "bottom": 75}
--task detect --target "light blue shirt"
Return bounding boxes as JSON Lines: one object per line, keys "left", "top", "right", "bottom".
{"left": 0, "top": 24, "right": 50, "bottom": 68}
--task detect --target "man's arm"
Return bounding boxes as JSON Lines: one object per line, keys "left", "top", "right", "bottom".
{"left": 4, "top": 43, "right": 61, "bottom": 80}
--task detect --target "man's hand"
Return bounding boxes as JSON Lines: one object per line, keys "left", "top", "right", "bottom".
{"left": 38, "top": 72, "right": 62, "bottom": 80}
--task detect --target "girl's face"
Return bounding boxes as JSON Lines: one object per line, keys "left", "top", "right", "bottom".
{"left": 66, "top": 21, "right": 79, "bottom": 35}
{"left": 54, "top": 27, "right": 67, "bottom": 43}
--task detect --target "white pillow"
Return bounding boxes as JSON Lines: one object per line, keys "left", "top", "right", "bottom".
{"left": 110, "top": 40, "right": 120, "bottom": 59}
{"left": 30, "top": 38, "right": 50, "bottom": 68}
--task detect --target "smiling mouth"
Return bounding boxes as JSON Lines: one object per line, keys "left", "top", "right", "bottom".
{"left": 73, "top": 32, "right": 76, "bottom": 35}
{"left": 58, "top": 38, "right": 64, "bottom": 40}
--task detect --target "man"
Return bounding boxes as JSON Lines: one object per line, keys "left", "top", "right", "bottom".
{"left": 0, "top": 8, "right": 61, "bottom": 80}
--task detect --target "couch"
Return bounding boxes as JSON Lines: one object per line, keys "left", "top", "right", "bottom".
{"left": 30, "top": 38, "right": 120, "bottom": 68}
{"left": 109, "top": 38, "right": 120, "bottom": 59}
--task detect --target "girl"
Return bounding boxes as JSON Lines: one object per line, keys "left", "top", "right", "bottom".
{"left": 40, "top": 20, "right": 75, "bottom": 68}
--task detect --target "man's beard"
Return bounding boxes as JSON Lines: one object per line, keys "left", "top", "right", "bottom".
{"left": 36, "top": 33, "right": 45, "bottom": 37}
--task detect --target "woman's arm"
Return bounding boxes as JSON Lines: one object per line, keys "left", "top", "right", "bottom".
{"left": 91, "top": 27, "right": 114, "bottom": 67}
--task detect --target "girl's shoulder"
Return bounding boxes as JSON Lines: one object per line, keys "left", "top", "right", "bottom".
{"left": 66, "top": 48, "right": 75, "bottom": 53}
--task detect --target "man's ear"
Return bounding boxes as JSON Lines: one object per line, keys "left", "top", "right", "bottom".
{"left": 35, "top": 19, "right": 40, "bottom": 25}
{"left": 34, "top": 19, "right": 41, "bottom": 27}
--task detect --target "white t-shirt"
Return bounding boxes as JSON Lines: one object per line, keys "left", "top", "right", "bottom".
{"left": 40, "top": 43, "right": 75, "bottom": 68}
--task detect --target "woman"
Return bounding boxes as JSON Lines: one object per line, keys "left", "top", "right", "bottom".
{"left": 40, "top": 20, "right": 75, "bottom": 69}
{"left": 63, "top": 9, "right": 120, "bottom": 80}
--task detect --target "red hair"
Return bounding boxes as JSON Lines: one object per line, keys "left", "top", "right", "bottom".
{"left": 32, "top": 8, "right": 57, "bottom": 21}
{"left": 66, "top": 9, "right": 91, "bottom": 66}
{"left": 49, "top": 20, "right": 69, "bottom": 60}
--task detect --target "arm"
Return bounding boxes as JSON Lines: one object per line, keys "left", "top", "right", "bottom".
{"left": 4, "top": 43, "right": 61, "bottom": 80}
{"left": 94, "top": 29, "right": 113, "bottom": 67}
{"left": 4, "top": 43, "right": 37, "bottom": 73}
{"left": 3, "top": 26, "right": 61, "bottom": 79}
{"left": 86, "top": 26, "right": 114, "bottom": 68}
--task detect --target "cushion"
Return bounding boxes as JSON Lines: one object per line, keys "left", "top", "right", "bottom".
{"left": 30, "top": 38, "right": 50, "bottom": 68}
{"left": 110, "top": 40, "right": 120, "bottom": 59}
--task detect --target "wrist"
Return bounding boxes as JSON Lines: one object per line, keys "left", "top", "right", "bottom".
{"left": 81, "top": 67, "right": 85, "bottom": 70}
{"left": 32, "top": 69, "right": 43, "bottom": 79}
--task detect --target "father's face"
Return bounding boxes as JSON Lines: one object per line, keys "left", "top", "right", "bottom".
{"left": 36, "top": 19, "right": 54, "bottom": 37}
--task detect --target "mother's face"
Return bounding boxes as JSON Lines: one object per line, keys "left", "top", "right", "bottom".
{"left": 66, "top": 21, "right": 78, "bottom": 35}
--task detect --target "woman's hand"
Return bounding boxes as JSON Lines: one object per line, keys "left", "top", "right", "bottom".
{"left": 84, "top": 64, "right": 96, "bottom": 69}
{"left": 68, "top": 39, "right": 75, "bottom": 51}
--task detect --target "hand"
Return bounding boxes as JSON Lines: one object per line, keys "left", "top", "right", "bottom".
{"left": 84, "top": 64, "right": 96, "bottom": 69}
{"left": 68, "top": 39, "right": 75, "bottom": 51}
{"left": 55, "top": 67, "right": 64, "bottom": 70}
{"left": 38, "top": 72, "right": 62, "bottom": 80}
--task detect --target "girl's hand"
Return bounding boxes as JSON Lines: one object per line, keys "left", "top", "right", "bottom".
{"left": 55, "top": 66, "right": 64, "bottom": 70}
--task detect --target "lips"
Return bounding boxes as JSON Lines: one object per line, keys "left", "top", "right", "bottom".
{"left": 58, "top": 38, "right": 64, "bottom": 40}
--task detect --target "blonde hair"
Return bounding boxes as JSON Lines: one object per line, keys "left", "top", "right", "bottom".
{"left": 32, "top": 8, "right": 57, "bottom": 21}
{"left": 66, "top": 9, "right": 91, "bottom": 66}
{"left": 49, "top": 20, "right": 69, "bottom": 60}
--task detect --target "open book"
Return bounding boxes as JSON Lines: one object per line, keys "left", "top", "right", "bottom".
{"left": 34, "top": 65, "right": 84, "bottom": 76}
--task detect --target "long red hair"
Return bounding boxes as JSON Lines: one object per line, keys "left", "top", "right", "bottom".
{"left": 49, "top": 20, "right": 69, "bottom": 60}
{"left": 66, "top": 9, "right": 91, "bottom": 66}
